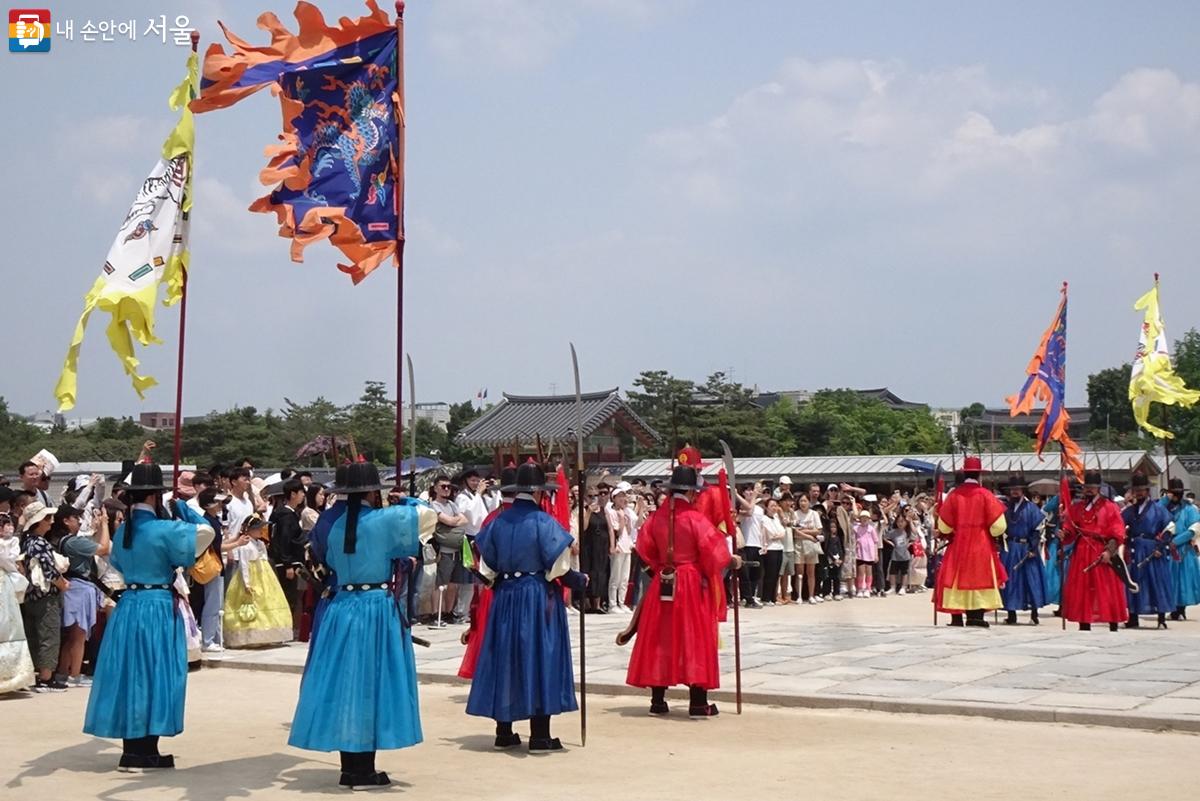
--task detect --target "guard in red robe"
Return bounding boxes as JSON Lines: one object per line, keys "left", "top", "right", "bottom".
{"left": 1061, "top": 471, "right": 1128, "bottom": 631}
{"left": 625, "top": 465, "right": 738, "bottom": 717}
{"left": 934, "top": 456, "right": 1008, "bottom": 628}
{"left": 457, "top": 467, "right": 516, "bottom": 680}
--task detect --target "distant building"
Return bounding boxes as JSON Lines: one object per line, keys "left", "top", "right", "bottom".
{"left": 753, "top": 387, "right": 929, "bottom": 411}
{"left": 139, "top": 411, "right": 177, "bottom": 430}
{"left": 455, "top": 389, "right": 660, "bottom": 468}
{"left": 404, "top": 402, "right": 451, "bottom": 430}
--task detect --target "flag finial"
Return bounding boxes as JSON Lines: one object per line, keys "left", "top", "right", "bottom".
{"left": 396, "top": 1, "right": 405, "bottom": 17}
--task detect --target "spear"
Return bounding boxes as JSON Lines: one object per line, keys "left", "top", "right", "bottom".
{"left": 570, "top": 343, "right": 587, "bottom": 747}
{"left": 719, "top": 439, "right": 744, "bottom": 714}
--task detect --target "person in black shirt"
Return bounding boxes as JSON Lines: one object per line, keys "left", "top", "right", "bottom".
{"left": 269, "top": 478, "right": 308, "bottom": 634}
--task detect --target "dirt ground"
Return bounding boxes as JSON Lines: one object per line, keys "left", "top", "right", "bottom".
{"left": 0, "top": 669, "right": 1187, "bottom": 801}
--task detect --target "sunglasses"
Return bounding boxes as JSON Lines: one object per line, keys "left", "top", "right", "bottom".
{"left": 437, "top": 484, "right": 452, "bottom": 491}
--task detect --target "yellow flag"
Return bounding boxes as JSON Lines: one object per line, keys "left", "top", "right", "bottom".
{"left": 53, "top": 52, "right": 198, "bottom": 411}
{"left": 1129, "top": 280, "right": 1200, "bottom": 439}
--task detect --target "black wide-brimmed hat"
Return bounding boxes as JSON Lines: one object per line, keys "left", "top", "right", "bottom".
{"left": 124, "top": 463, "right": 168, "bottom": 492}
{"left": 1130, "top": 472, "right": 1150, "bottom": 488}
{"left": 1083, "top": 471, "right": 1103, "bottom": 487}
{"left": 1168, "top": 477, "right": 1186, "bottom": 492}
{"left": 510, "top": 463, "right": 555, "bottom": 493}
{"left": 496, "top": 466, "right": 519, "bottom": 494}
{"left": 1002, "top": 474, "right": 1026, "bottom": 491}
{"left": 665, "top": 465, "right": 701, "bottom": 492}
{"left": 330, "top": 462, "right": 388, "bottom": 495}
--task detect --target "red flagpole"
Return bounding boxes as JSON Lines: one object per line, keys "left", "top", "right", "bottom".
{"left": 393, "top": 2, "right": 407, "bottom": 473}
{"left": 172, "top": 29, "right": 200, "bottom": 490}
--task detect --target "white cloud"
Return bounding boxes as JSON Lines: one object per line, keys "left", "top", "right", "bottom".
{"left": 645, "top": 59, "right": 1200, "bottom": 215}
{"left": 58, "top": 114, "right": 150, "bottom": 155}
{"left": 191, "top": 176, "right": 276, "bottom": 255}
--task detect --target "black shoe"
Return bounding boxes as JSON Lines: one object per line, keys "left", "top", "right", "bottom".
{"left": 1030, "top": 611, "right": 1040, "bottom": 626}
{"left": 648, "top": 701, "right": 669, "bottom": 716}
{"left": 528, "top": 737, "right": 564, "bottom": 754}
{"left": 1004, "top": 612, "right": 1018, "bottom": 625}
{"left": 1079, "top": 623, "right": 1092, "bottom": 631}
{"left": 948, "top": 614, "right": 964, "bottom": 627}
{"left": 339, "top": 771, "right": 391, "bottom": 790}
{"left": 1125, "top": 617, "right": 1140, "bottom": 629}
{"left": 688, "top": 703, "right": 719, "bottom": 717}
{"left": 118, "top": 754, "right": 175, "bottom": 772}
{"left": 426, "top": 619, "right": 447, "bottom": 629}
{"left": 447, "top": 614, "right": 467, "bottom": 625}
{"left": 493, "top": 732, "right": 522, "bottom": 750}
{"left": 965, "top": 619, "right": 990, "bottom": 629}
{"left": 1170, "top": 611, "right": 1183, "bottom": 622}
{"left": 34, "top": 678, "right": 68, "bottom": 693}
{"left": 1109, "top": 622, "right": 1120, "bottom": 632}
{"left": 1157, "top": 614, "right": 1168, "bottom": 630}
{"left": 1053, "top": 608, "right": 1062, "bottom": 617}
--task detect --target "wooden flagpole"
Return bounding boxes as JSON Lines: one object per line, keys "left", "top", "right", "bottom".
{"left": 171, "top": 29, "right": 200, "bottom": 492}
{"left": 393, "top": 2, "right": 407, "bottom": 475}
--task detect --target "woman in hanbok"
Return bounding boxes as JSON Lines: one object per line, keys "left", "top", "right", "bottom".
{"left": 0, "top": 500, "right": 35, "bottom": 694}
{"left": 222, "top": 515, "right": 292, "bottom": 648}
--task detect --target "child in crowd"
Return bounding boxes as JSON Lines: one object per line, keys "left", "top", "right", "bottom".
{"left": 223, "top": 515, "right": 293, "bottom": 647}
{"left": 19, "top": 503, "right": 68, "bottom": 691}
{"left": 852, "top": 509, "right": 878, "bottom": 598}
{"left": 886, "top": 513, "right": 913, "bottom": 595}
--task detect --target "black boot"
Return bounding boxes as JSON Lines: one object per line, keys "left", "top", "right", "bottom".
{"left": 494, "top": 721, "right": 521, "bottom": 750}
{"left": 528, "top": 715, "right": 562, "bottom": 754}
{"left": 118, "top": 737, "right": 173, "bottom": 772}
{"left": 1030, "top": 609, "right": 1040, "bottom": 626}
{"left": 1109, "top": 622, "right": 1120, "bottom": 632}
{"left": 1079, "top": 622, "right": 1092, "bottom": 631}
{"left": 965, "top": 610, "right": 990, "bottom": 629}
{"left": 339, "top": 751, "right": 389, "bottom": 790}
{"left": 649, "top": 686, "right": 669, "bottom": 716}
{"left": 1004, "top": 611, "right": 1018, "bottom": 625}
{"left": 1125, "top": 614, "right": 1140, "bottom": 629}
{"left": 688, "top": 685, "right": 719, "bottom": 717}
{"left": 1157, "top": 613, "right": 1168, "bottom": 630}
{"left": 948, "top": 613, "right": 964, "bottom": 627}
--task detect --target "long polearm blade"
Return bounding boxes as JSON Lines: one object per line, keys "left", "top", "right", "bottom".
{"left": 406, "top": 353, "right": 417, "bottom": 495}
{"left": 719, "top": 439, "right": 744, "bottom": 715}
{"left": 570, "top": 342, "right": 587, "bottom": 747}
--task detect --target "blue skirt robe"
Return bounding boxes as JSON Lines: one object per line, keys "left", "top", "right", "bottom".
{"left": 83, "top": 506, "right": 201, "bottom": 739}
{"left": 289, "top": 502, "right": 429, "bottom": 752}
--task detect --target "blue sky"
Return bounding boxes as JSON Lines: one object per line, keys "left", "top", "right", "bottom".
{"left": 5, "top": 0, "right": 1200, "bottom": 422}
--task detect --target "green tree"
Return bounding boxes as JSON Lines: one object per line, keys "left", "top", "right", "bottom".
{"left": 957, "top": 402, "right": 985, "bottom": 450}
{"left": 281, "top": 396, "right": 348, "bottom": 464}
{"left": 997, "top": 427, "right": 1036, "bottom": 453}
{"left": 1087, "top": 364, "right": 1136, "bottom": 436}
{"left": 347, "top": 381, "right": 396, "bottom": 465}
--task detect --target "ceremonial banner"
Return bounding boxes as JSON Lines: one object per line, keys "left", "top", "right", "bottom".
{"left": 191, "top": 0, "right": 400, "bottom": 284}
{"left": 54, "top": 51, "right": 197, "bottom": 411}
{"left": 1129, "top": 278, "right": 1200, "bottom": 439}
{"left": 1006, "top": 283, "right": 1084, "bottom": 481}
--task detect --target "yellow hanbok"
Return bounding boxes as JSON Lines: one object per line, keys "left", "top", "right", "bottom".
{"left": 223, "top": 539, "right": 292, "bottom": 647}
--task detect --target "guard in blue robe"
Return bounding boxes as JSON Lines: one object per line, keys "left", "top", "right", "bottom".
{"left": 289, "top": 463, "right": 436, "bottom": 791}
{"left": 1161, "top": 478, "right": 1200, "bottom": 620}
{"left": 83, "top": 464, "right": 214, "bottom": 772}
{"left": 466, "top": 463, "right": 584, "bottom": 753}
{"left": 1122, "top": 472, "right": 1175, "bottom": 629}
{"left": 1000, "top": 476, "right": 1047, "bottom": 624}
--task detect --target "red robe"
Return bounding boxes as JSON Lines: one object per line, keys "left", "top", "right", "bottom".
{"left": 626, "top": 498, "right": 731, "bottom": 690}
{"left": 457, "top": 501, "right": 509, "bottom": 679}
{"left": 934, "top": 482, "right": 1008, "bottom": 613}
{"left": 1061, "top": 496, "right": 1128, "bottom": 624}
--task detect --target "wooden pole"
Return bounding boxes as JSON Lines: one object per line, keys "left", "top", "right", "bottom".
{"left": 393, "top": 2, "right": 407, "bottom": 474}
{"left": 171, "top": 29, "right": 200, "bottom": 492}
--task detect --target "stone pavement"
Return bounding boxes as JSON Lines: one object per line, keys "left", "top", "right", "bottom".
{"left": 206, "top": 594, "right": 1200, "bottom": 732}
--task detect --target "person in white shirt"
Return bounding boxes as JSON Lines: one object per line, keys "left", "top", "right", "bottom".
{"left": 606, "top": 487, "right": 637, "bottom": 613}
{"left": 737, "top": 484, "right": 765, "bottom": 608}
{"left": 793, "top": 494, "right": 825, "bottom": 604}
{"left": 454, "top": 470, "right": 498, "bottom": 540}
{"left": 760, "top": 498, "right": 787, "bottom": 605}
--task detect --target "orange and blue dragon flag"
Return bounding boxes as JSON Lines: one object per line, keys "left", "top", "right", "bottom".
{"left": 1006, "top": 282, "right": 1085, "bottom": 481}
{"left": 191, "top": 0, "right": 401, "bottom": 284}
